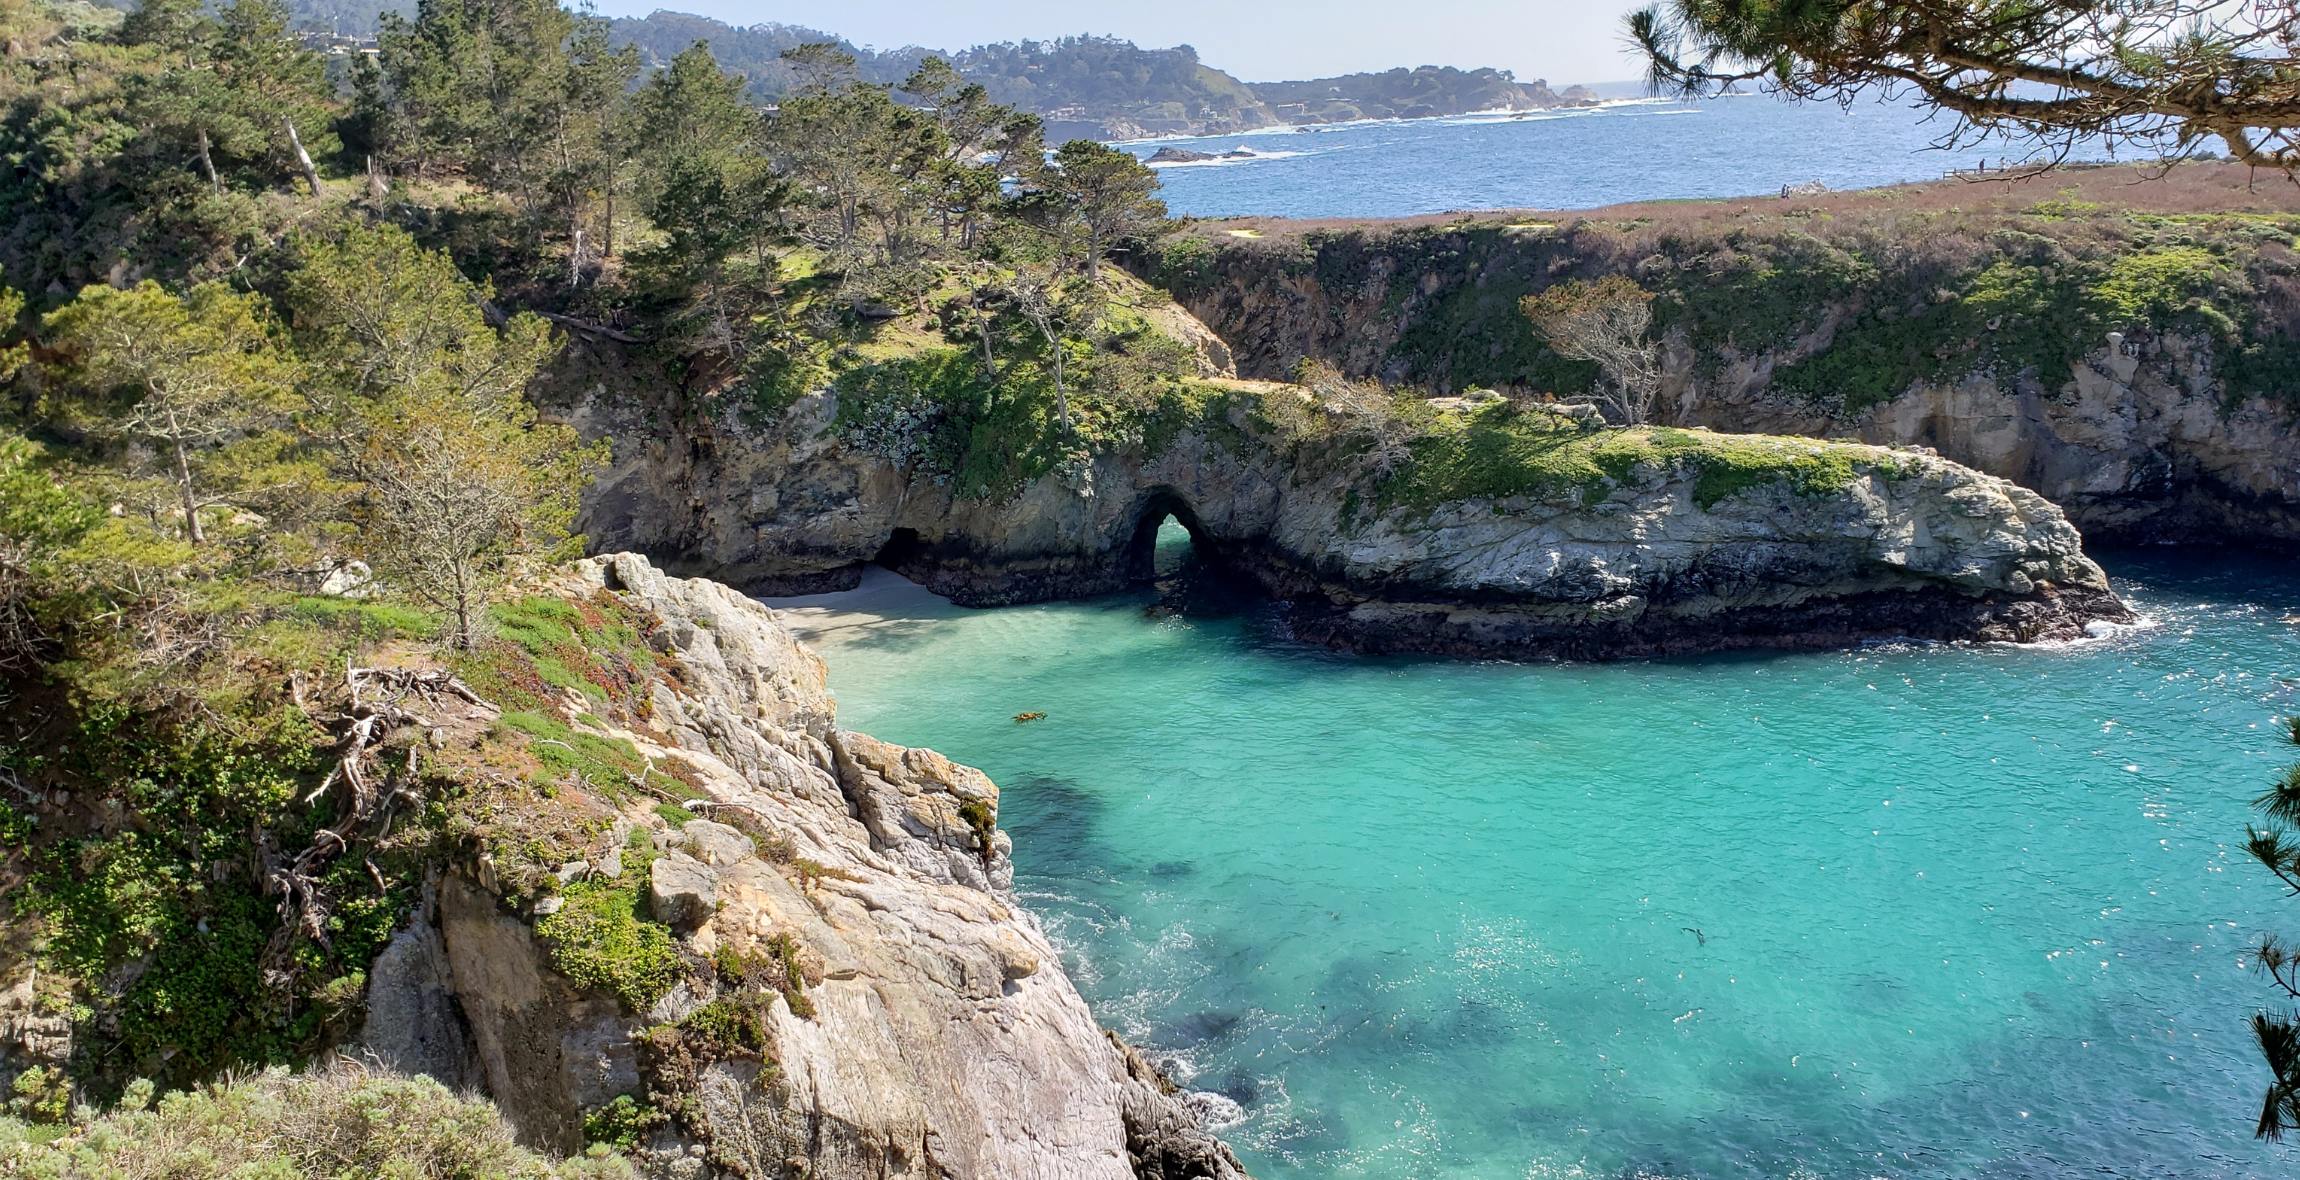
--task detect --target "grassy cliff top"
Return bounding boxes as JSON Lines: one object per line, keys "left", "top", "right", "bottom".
{"left": 1145, "top": 161, "right": 2300, "bottom": 412}
{"left": 1162, "top": 160, "right": 2300, "bottom": 238}
{"left": 1375, "top": 401, "right": 1911, "bottom": 512}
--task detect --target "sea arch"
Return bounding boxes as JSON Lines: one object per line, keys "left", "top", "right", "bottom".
{"left": 1125, "top": 487, "right": 1216, "bottom": 582}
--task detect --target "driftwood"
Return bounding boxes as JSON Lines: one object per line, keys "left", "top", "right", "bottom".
{"left": 259, "top": 666, "right": 494, "bottom": 995}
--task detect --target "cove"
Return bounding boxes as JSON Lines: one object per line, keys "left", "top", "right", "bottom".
{"left": 769, "top": 537, "right": 2300, "bottom": 1179}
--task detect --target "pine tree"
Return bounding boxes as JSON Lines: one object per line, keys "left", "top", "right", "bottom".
{"left": 43, "top": 282, "right": 298, "bottom": 545}
{"left": 1039, "top": 140, "right": 1164, "bottom": 281}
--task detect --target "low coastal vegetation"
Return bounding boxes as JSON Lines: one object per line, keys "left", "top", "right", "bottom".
{"left": 1151, "top": 167, "right": 2300, "bottom": 414}
{"left": 0, "top": 1061, "right": 633, "bottom": 1177}
{"left": 1376, "top": 400, "right": 1895, "bottom": 511}
{"left": 827, "top": 278, "right": 1224, "bottom": 501}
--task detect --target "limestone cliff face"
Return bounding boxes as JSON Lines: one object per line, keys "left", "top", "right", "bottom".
{"left": 575, "top": 368, "right": 2127, "bottom": 659}
{"left": 359, "top": 553, "right": 1248, "bottom": 1180}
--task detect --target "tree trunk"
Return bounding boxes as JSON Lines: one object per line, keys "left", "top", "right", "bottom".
{"left": 977, "top": 306, "right": 998, "bottom": 382}
{"left": 197, "top": 129, "right": 221, "bottom": 194}
{"left": 1085, "top": 225, "right": 1101, "bottom": 281}
{"left": 283, "top": 116, "right": 324, "bottom": 197}
{"left": 1051, "top": 336, "right": 1071, "bottom": 436}
{"left": 170, "top": 435, "right": 205, "bottom": 545}
{"left": 449, "top": 558, "right": 475, "bottom": 649}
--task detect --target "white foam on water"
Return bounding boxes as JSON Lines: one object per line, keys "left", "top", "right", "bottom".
{"left": 1181, "top": 1090, "right": 1249, "bottom": 1130}
{"left": 1143, "top": 149, "right": 1309, "bottom": 169}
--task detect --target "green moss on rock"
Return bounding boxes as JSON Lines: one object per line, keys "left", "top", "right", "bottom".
{"left": 1379, "top": 403, "right": 1901, "bottom": 512}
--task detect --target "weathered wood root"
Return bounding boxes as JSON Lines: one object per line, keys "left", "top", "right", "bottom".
{"left": 258, "top": 666, "right": 496, "bottom": 995}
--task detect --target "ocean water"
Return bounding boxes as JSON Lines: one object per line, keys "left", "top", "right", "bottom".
{"left": 770, "top": 536, "right": 2300, "bottom": 1179}
{"left": 1126, "top": 96, "right": 2107, "bottom": 219}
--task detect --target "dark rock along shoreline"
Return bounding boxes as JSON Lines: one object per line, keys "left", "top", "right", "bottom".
{"left": 583, "top": 381, "right": 2136, "bottom": 661}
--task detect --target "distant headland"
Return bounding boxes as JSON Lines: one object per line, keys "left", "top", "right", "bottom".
{"left": 284, "top": 1, "right": 1610, "bottom": 140}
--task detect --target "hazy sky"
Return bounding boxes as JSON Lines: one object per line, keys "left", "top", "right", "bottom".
{"left": 586, "top": 0, "right": 1655, "bottom": 86}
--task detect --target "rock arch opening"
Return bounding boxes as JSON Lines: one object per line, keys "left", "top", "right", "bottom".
{"left": 1127, "top": 490, "right": 1213, "bottom": 583}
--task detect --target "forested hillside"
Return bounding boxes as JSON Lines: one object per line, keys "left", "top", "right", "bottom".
{"left": 0, "top": 0, "right": 1209, "bottom": 1160}
{"left": 604, "top": 11, "right": 925, "bottom": 94}
{"left": 1255, "top": 66, "right": 1594, "bottom": 123}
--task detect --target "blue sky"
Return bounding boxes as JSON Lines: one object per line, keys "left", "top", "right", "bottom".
{"left": 584, "top": 0, "right": 1653, "bottom": 88}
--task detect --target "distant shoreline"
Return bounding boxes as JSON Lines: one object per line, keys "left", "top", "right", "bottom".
{"left": 1148, "top": 157, "right": 2235, "bottom": 229}
{"left": 1107, "top": 94, "right": 1722, "bottom": 148}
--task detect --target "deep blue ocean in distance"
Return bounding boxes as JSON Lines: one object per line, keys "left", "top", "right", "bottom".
{"left": 1123, "top": 95, "right": 2108, "bottom": 220}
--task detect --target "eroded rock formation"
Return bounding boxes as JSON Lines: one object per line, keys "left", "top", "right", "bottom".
{"left": 1664, "top": 331, "right": 2300, "bottom": 548}
{"left": 357, "top": 553, "right": 1248, "bottom": 1180}
{"left": 1149, "top": 208, "right": 2300, "bottom": 549}
{"left": 577, "top": 370, "right": 2128, "bottom": 660}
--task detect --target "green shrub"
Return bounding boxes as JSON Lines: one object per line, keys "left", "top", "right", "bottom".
{"left": 533, "top": 863, "right": 681, "bottom": 1012}
{"left": 677, "top": 998, "right": 772, "bottom": 1055}
{"left": 0, "top": 1063, "right": 632, "bottom": 1179}
{"left": 6, "top": 1067, "right": 69, "bottom": 1125}
{"left": 17, "top": 706, "right": 403, "bottom": 1096}
{"left": 833, "top": 326, "right": 1217, "bottom": 503}
{"left": 581, "top": 1094, "right": 663, "bottom": 1154}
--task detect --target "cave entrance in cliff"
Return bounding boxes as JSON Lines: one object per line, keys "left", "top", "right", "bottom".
{"left": 1127, "top": 491, "right": 1214, "bottom": 583}
{"left": 873, "top": 528, "right": 926, "bottom": 576}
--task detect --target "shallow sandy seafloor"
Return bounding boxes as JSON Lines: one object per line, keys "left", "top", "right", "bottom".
{"left": 766, "top": 549, "right": 2300, "bottom": 1179}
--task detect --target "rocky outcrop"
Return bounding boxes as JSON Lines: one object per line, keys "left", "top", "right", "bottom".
{"left": 1147, "top": 207, "right": 2300, "bottom": 549}
{"left": 576, "top": 353, "right": 2128, "bottom": 659}
{"left": 1248, "top": 443, "right": 2129, "bottom": 659}
{"left": 357, "top": 553, "right": 1248, "bottom": 1180}
{"left": 1664, "top": 330, "right": 2300, "bottom": 548}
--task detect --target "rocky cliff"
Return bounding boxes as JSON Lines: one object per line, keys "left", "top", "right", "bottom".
{"left": 1141, "top": 165, "right": 2300, "bottom": 548}
{"left": 354, "top": 553, "right": 1247, "bottom": 1179}
{"left": 577, "top": 362, "right": 2128, "bottom": 659}
{"left": 1664, "top": 332, "right": 2300, "bottom": 548}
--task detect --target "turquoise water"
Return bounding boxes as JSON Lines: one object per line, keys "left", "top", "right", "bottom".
{"left": 774, "top": 541, "right": 2300, "bottom": 1178}
{"left": 1129, "top": 96, "right": 2113, "bottom": 219}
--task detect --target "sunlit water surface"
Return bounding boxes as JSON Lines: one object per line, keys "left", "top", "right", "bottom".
{"left": 1128, "top": 96, "right": 2111, "bottom": 219}
{"left": 767, "top": 539, "right": 2300, "bottom": 1179}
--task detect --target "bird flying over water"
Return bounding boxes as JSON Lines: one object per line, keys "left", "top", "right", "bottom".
{"left": 1683, "top": 927, "right": 1706, "bottom": 945}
